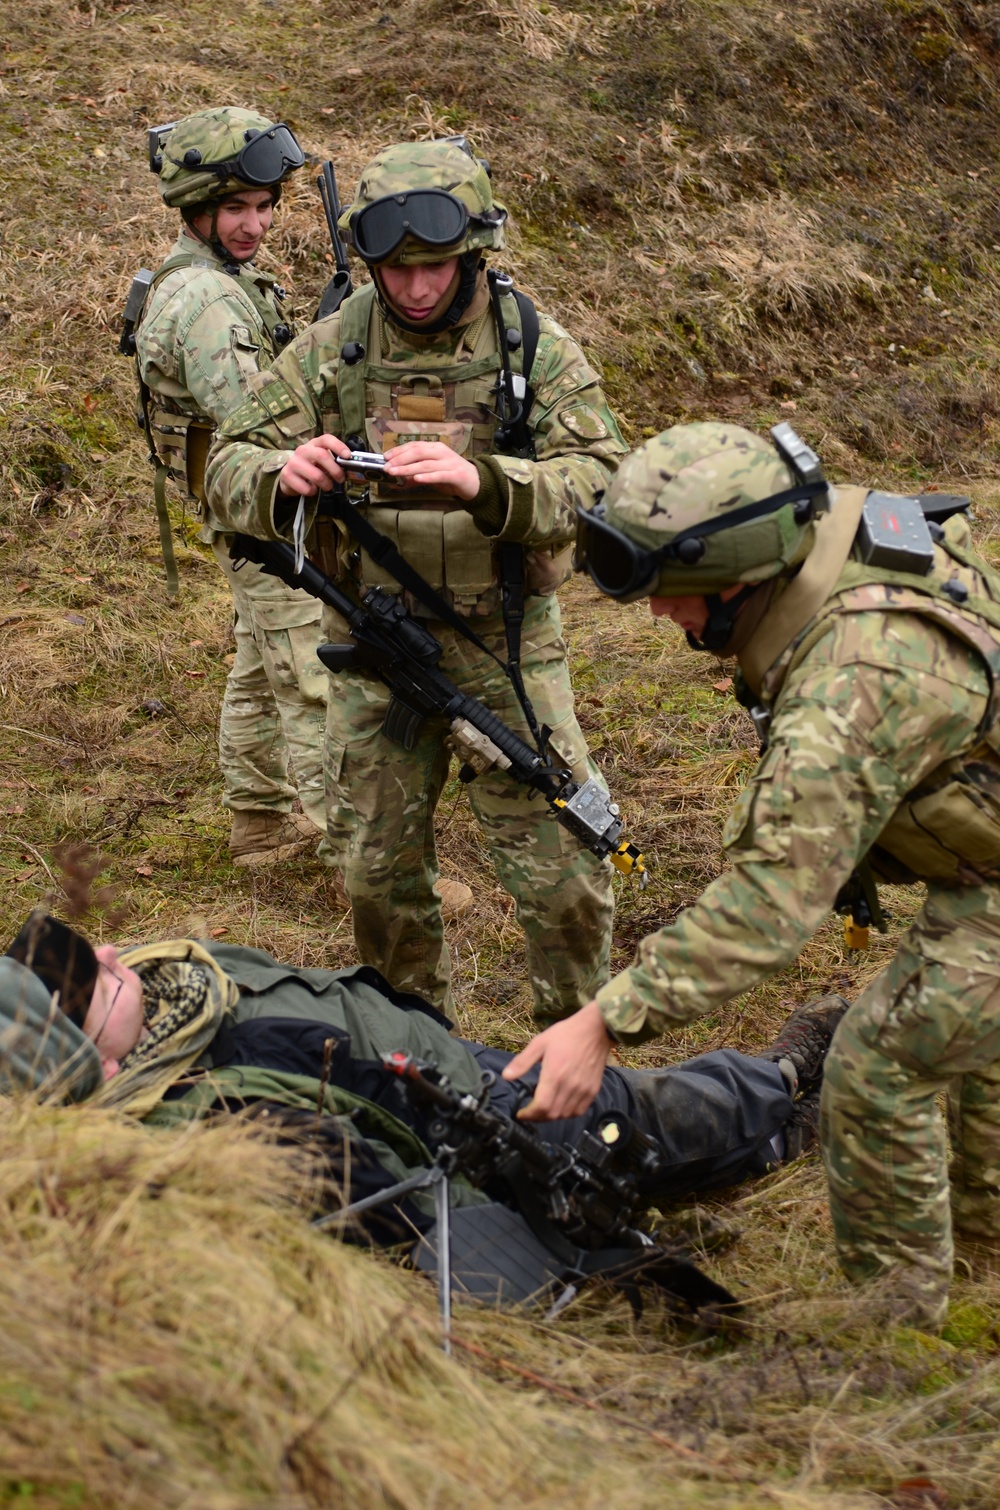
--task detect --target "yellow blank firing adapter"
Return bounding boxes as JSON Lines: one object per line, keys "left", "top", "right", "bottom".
{"left": 610, "top": 840, "right": 646, "bottom": 885}
{"left": 843, "top": 915, "right": 871, "bottom": 951}
{"left": 835, "top": 863, "right": 885, "bottom": 952}
{"left": 551, "top": 783, "right": 648, "bottom": 888}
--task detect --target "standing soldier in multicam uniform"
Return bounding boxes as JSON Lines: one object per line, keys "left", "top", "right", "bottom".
{"left": 205, "top": 137, "right": 628, "bottom": 1021}
{"left": 135, "top": 107, "right": 331, "bottom": 867}
{"left": 505, "top": 419, "right": 1000, "bottom": 1327}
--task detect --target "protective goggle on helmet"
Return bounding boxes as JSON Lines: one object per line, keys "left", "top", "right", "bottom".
{"left": 155, "top": 121, "right": 304, "bottom": 186}
{"left": 350, "top": 188, "right": 504, "bottom": 265}
{"left": 575, "top": 423, "right": 829, "bottom": 601}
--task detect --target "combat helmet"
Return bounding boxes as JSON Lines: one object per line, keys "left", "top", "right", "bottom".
{"left": 340, "top": 137, "right": 507, "bottom": 330}
{"left": 575, "top": 422, "right": 830, "bottom": 648}
{"left": 153, "top": 107, "right": 304, "bottom": 215}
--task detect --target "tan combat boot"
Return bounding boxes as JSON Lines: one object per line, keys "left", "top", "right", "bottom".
{"left": 229, "top": 811, "right": 320, "bottom": 868}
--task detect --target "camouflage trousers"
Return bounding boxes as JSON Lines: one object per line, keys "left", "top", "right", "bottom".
{"left": 323, "top": 596, "right": 614, "bottom": 1021}
{"left": 212, "top": 539, "right": 329, "bottom": 835}
{"left": 821, "top": 880, "right": 1000, "bottom": 1324}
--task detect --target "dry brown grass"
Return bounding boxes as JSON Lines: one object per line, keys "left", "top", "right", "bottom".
{"left": 2, "top": 0, "right": 1000, "bottom": 1502}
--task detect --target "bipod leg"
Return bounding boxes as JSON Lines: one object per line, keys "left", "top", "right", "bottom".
{"left": 312, "top": 1166, "right": 438, "bottom": 1232}
{"left": 434, "top": 1170, "right": 452, "bottom": 1356}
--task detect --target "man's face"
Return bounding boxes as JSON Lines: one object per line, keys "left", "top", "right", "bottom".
{"left": 649, "top": 582, "right": 748, "bottom": 637}
{"left": 82, "top": 944, "right": 146, "bottom": 1078}
{"left": 190, "top": 189, "right": 275, "bottom": 261}
{"left": 378, "top": 256, "right": 461, "bottom": 325}
{"left": 649, "top": 593, "right": 711, "bottom": 636}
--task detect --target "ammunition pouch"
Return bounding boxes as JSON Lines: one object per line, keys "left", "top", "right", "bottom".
{"left": 149, "top": 407, "right": 214, "bottom": 502}
{"left": 874, "top": 745, "right": 1000, "bottom": 885}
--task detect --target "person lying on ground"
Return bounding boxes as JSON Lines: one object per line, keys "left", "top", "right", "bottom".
{"left": 0, "top": 912, "right": 846, "bottom": 1249}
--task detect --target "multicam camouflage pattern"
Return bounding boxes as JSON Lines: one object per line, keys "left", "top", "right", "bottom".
{"left": 600, "top": 422, "right": 814, "bottom": 595}
{"left": 323, "top": 596, "right": 613, "bottom": 1018}
{"left": 211, "top": 541, "right": 328, "bottom": 833}
{"left": 339, "top": 138, "right": 506, "bottom": 262}
{"left": 137, "top": 230, "right": 294, "bottom": 520}
{"left": 205, "top": 291, "right": 627, "bottom": 572}
{"left": 204, "top": 272, "right": 625, "bottom": 1017}
{"left": 596, "top": 484, "right": 1000, "bottom": 1316}
{"left": 821, "top": 879, "right": 1000, "bottom": 1326}
{"left": 157, "top": 107, "right": 289, "bottom": 210}
{"left": 137, "top": 229, "right": 329, "bottom": 827}
{"left": 0, "top": 957, "right": 102, "bottom": 1102}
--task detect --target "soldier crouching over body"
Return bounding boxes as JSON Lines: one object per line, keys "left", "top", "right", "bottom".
{"left": 1, "top": 911, "right": 846, "bottom": 1248}
{"left": 203, "top": 137, "right": 627, "bottom": 1024}
{"left": 134, "top": 108, "right": 330, "bottom": 867}
{"left": 505, "top": 420, "right": 1000, "bottom": 1327}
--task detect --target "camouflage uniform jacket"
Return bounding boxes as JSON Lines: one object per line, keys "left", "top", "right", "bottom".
{"left": 203, "top": 281, "right": 627, "bottom": 619}
{"left": 597, "top": 491, "right": 1000, "bottom": 1044}
{"left": 136, "top": 229, "right": 293, "bottom": 541}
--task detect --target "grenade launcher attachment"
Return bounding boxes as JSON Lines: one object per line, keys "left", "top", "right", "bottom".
{"left": 230, "top": 533, "right": 646, "bottom": 881}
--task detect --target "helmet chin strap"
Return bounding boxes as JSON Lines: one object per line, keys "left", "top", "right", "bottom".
{"left": 376, "top": 251, "right": 482, "bottom": 335}
{"left": 685, "top": 585, "right": 758, "bottom": 653}
{"left": 183, "top": 204, "right": 238, "bottom": 267}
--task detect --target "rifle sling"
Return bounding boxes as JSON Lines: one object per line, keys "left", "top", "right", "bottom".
{"left": 497, "top": 543, "right": 545, "bottom": 751}
{"left": 318, "top": 487, "right": 546, "bottom": 747}
{"left": 153, "top": 460, "right": 179, "bottom": 600}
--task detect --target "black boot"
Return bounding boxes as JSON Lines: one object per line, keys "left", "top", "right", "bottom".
{"left": 757, "top": 993, "right": 850, "bottom": 1097}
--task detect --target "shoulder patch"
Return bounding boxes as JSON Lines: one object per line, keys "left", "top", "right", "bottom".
{"left": 216, "top": 391, "right": 266, "bottom": 438}
{"left": 558, "top": 404, "right": 609, "bottom": 441}
{"left": 256, "top": 376, "right": 300, "bottom": 420}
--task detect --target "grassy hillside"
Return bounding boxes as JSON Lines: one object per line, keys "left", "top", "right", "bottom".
{"left": 2, "top": 0, "right": 1000, "bottom": 1504}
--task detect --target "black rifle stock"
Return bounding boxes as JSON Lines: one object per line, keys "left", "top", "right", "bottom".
{"left": 316, "top": 161, "right": 353, "bottom": 320}
{"left": 230, "top": 532, "right": 646, "bottom": 877}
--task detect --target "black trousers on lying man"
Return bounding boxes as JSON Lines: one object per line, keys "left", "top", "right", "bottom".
{"left": 1, "top": 915, "right": 845, "bottom": 1247}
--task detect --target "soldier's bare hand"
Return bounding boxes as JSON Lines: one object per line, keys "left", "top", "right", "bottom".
{"left": 277, "top": 434, "right": 353, "bottom": 498}
{"left": 384, "top": 441, "right": 480, "bottom": 501}
{"left": 502, "top": 1000, "right": 613, "bottom": 1121}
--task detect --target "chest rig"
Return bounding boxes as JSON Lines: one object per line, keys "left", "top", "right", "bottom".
{"left": 331, "top": 276, "right": 556, "bottom": 621}
{"left": 755, "top": 492, "right": 1000, "bottom": 889}
{"left": 120, "top": 247, "right": 293, "bottom": 596}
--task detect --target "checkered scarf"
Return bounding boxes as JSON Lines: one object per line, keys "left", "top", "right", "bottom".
{"left": 94, "top": 939, "right": 238, "bottom": 1117}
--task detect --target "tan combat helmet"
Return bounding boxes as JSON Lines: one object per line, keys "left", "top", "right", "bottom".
{"left": 339, "top": 137, "right": 507, "bottom": 330}
{"left": 153, "top": 107, "right": 304, "bottom": 213}
{"left": 575, "top": 421, "right": 830, "bottom": 648}
{"left": 340, "top": 136, "right": 507, "bottom": 265}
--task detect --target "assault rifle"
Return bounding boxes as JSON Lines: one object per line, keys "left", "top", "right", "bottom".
{"left": 315, "top": 161, "right": 353, "bottom": 320}
{"left": 231, "top": 532, "right": 646, "bottom": 880}
{"left": 316, "top": 1054, "right": 738, "bottom": 1344}
{"left": 388, "top": 1052, "right": 674, "bottom": 1253}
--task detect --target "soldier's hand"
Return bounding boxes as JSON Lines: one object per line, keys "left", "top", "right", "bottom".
{"left": 502, "top": 1000, "right": 613, "bottom": 1121}
{"left": 277, "top": 434, "right": 353, "bottom": 498}
{"left": 384, "top": 441, "right": 480, "bottom": 501}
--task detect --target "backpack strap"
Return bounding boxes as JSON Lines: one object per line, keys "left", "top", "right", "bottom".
{"left": 336, "top": 282, "right": 378, "bottom": 448}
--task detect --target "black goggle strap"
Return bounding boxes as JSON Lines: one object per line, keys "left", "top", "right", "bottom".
{"left": 667, "top": 478, "right": 829, "bottom": 555}
{"left": 577, "top": 478, "right": 828, "bottom": 588}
